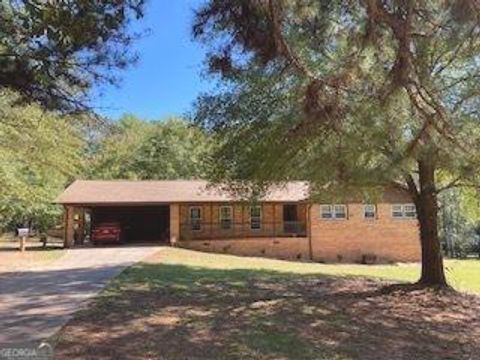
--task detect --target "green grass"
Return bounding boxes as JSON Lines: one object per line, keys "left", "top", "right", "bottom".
{"left": 55, "top": 248, "right": 480, "bottom": 360}
{"left": 156, "top": 248, "right": 480, "bottom": 293}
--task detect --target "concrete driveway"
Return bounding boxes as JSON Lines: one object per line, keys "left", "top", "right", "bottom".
{"left": 0, "top": 245, "right": 162, "bottom": 345}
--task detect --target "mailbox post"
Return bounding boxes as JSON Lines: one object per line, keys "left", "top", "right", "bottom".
{"left": 17, "top": 228, "right": 29, "bottom": 252}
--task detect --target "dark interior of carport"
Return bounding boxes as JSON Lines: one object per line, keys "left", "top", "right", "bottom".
{"left": 91, "top": 205, "right": 170, "bottom": 243}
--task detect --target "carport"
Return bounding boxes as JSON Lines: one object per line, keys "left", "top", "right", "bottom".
{"left": 58, "top": 204, "right": 171, "bottom": 246}
{"left": 54, "top": 180, "right": 190, "bottom": 247}
{"left": 91, "top": 206, "right": 170, "bottom": 243}
{"left": 55, "top": 179, "right": 229, "bottom": 248}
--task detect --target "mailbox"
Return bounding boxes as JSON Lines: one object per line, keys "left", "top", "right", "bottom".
{"left": 17, "top": 228, "right": 30, "bottom": 237}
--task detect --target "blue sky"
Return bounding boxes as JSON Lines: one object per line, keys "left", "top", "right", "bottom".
{"left": 92, "top": 0, "right": 211, "bottom": 121}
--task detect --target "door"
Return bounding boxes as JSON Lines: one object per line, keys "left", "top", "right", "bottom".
{"left": 283, "top": 204, "right": 298, "bottom": 234}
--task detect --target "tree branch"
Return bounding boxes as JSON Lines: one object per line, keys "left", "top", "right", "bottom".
{"left": 436, "top": 177, "right": 463, "bottom": 193}
{"left": 404, "top": 173, "right": 419, "bottom": 202}
{"left": 268, "top": 0, "right": 316, "bottom": 81}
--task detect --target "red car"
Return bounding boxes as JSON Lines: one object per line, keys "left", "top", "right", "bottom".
{"left": 91, "top": 222, "right": 123, "bottom": 244}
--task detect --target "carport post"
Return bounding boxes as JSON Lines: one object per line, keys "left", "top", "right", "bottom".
{"left": 169, "top": 204, "right": 180, "bottom": 246}
{"left": 64, "top": 205, "right": 75, "bottom": 248}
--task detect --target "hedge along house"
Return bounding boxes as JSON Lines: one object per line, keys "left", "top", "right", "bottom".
{"left": 55, "top": 180, "right": 421, "bottom": 263}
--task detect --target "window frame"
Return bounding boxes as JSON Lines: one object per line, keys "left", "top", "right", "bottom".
{"left": 404, "top": 204, "right": 417, "bottom": 219}
{"left": 320, "top": 204, "right": 347, "bottom": 220}
{"left": 363, "top": 204, "right": 377, "bottom": 220}
{"left": 320, "top": 205, "right": 333, "bottom": 219}
{"left": 392, "top": 204, "right": 417, "bottom": 219}
{"left": 250, "top": 205, "right": 262, "bottom": 230}
{"left": 392, "top": 204, "right": 404, "bottom": 218}
{"left": 219, "top": 205, "right": 233, "bottom": 230}
{"left": 334, "top": 204, "right": 347, "bottom": 219}
{"left": 189, "top": 206, "right": 202, "bottom": 231}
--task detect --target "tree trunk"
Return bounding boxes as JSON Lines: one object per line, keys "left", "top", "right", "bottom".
{"left": 413, "top": 160, "right": 448, "bottom": 287}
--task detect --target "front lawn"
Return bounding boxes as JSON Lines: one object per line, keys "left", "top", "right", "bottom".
{"left": 55, "top": 248, "right": 480, "bottom": 359}
{"left": 148, "top": 248, "right": 480, "bottom": 294}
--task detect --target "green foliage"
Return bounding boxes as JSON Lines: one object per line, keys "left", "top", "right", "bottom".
{"left": 192, "top": 0, "right": 480, "bottom": 216}
{"left": 0, "top": 91, "right": 84, "bottom": 230}
{"left": 88, "top": 115, "right": 213, "bottom": 180}
{"left": 0, "top": 0, "right": 144, "bottom": 111}
{"left": 193, "top": 1, "right": 480, "bottom": 198}
{"left": 439, "top": 189, "right": 480, "bottom": 258}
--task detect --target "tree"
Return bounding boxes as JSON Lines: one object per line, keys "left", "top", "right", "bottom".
{"left": 192, "top": 0, "right": 480, "bottom": 287}
{"left": 0, "top": 90, "right": 85, "bottom": 231}
{"left": 0, "top": 0, "right": 144, "bottom": 112}
{"left": 88, "top": 115, "right": 213, "bottom": 180}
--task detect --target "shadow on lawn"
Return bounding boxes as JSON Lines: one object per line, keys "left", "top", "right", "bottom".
{"left": 54, "top": 262, "right": 480, "bottom": 360}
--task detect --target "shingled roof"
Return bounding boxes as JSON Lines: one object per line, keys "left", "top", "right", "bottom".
{"left": 55, "top": 180, "right": 309, "bottom": 205}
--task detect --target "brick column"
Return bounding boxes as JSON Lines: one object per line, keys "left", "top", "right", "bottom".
{"left": 169, "top": 204, "right": 180, "bottom": 246}
{"left": 306, "top": 204, "right": 313, "bottom": 260}
{"left": 64, "top": 206, "right": 75, "bottom": 248}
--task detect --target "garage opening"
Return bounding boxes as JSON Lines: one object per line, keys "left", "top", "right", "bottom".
{"left": 91, "top": 206, "right": 170, "bottom": 244}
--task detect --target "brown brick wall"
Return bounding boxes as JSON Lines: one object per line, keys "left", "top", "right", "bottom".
{"left": 178, "top": 203, "right": 285, "bottom": 224}
{"left": 169, "top": 204, "right": 180, "bottom": 245}
{"left": 309, "top": 203, "right": 420, "bottom": 263}
{"left": 64, "top": 206, "right": 75, "bottom": 248}
{"left": 178, "top": 237, "right": 310, "bottom": 260}
{"left": 64, "top": 206, "right": 87, "bottom": 248}
{"left": 177, "top": 203, "right": 306, "bottom": 239}
{"left": 173, "top": 198, "right": 421, "bottom": 263}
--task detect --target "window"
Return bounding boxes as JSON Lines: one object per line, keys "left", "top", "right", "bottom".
{"left": 364, "top": 204, "right": 376, "bottom": 220}
{"left": 320, "top": 205, "right": 333, "bottom": 219}
{"left": 219, "top": 206, "right": 232, "bottom": 230}
{"left": 250, "top": 206, "right": 262, "bottom": 230}
{"left": 334, "top": 205, "right": 347, "bottom": 219}
{"left": 320, "top": 204, "right": 347, "bottom": 220}
{"left": 190, "top": 207, "right": 202, "bottom": 231}
{"left": 392, "top": 204, "right": 403, "bottom": 218}
{"left": 392, "top": 204, "right": 416, "bottom": 219}
{"left": 404, "top": 204, "right": 417, "bottom": 218}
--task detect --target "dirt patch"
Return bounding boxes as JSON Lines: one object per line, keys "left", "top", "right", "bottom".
{"left": 53, "top": 261, "right": 480, "bottom": 360}
{"left": 0, "top": 236, "right": 65, "bottom": 273}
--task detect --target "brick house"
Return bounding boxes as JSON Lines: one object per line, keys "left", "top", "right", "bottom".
{"left": 55, "top": 180, "right": 420, "bottom": 263}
